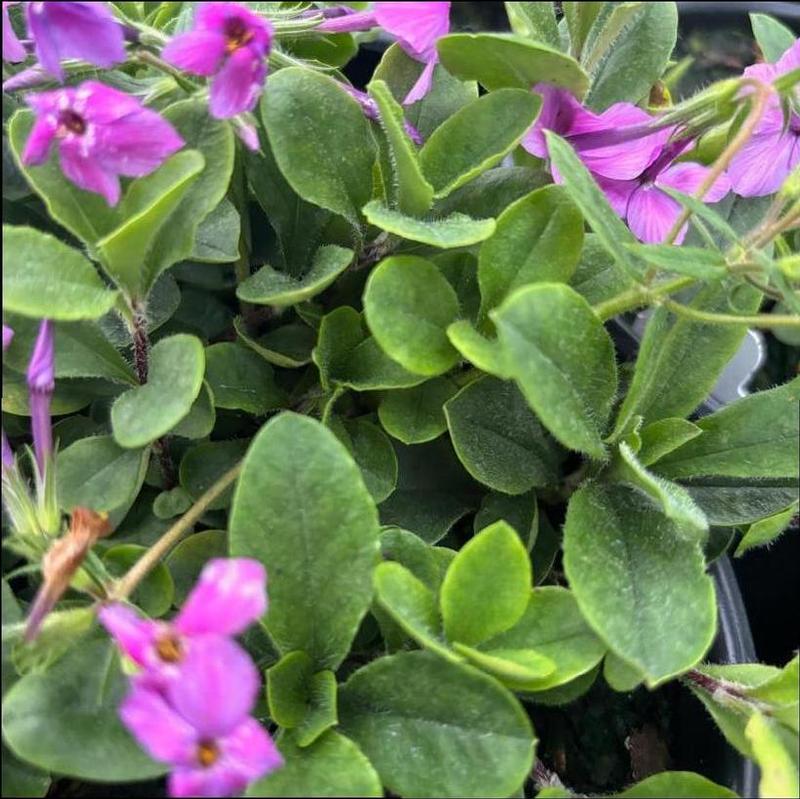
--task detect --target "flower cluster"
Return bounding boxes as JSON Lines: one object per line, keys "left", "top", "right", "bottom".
{"left": 100, "top": 558, "right": 283, "bottom": 798}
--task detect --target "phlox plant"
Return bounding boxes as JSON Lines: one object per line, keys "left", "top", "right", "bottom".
{"left": 1, "top": 2, "right": 799, "bottom": 799}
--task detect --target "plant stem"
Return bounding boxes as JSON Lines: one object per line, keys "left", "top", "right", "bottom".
{"left": 593, "top": 276, "right": 695, "bottom": 320}
{"left": 111, "top": 462, "right": 243, "bottom": 601}
{"left": 661, "top": 298, "right": 800, "bottom": 329}
{"left": 133, "top": 49, "right": 196, "bottom": 93}
{"left": 683, "top": 668, "right": 773, "bottom": 715}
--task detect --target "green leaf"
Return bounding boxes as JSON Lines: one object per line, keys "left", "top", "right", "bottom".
{"left": 139, "top": 100, "right": 235, "bottom": 295}
{"left": 379, "top": 439, "right": 477, "bottom": 543}
{"left": 111, "top": 334, "right": 205, "bottom": 448}
{"left": 475, "top": 491, "right": 538, "bottom": 550}
{"left": 3, "top": 226, "right": 119, "bottom": 321}
{"left": 7, "top": 111, "right": 119, "bottom": 245}
{"left": 482, "top": 587, "right": 606, "bottom": 691}
{"left": 372, "top": 44, "right": 478, "bottom": 141}
{"left": 529, "top": 664, "right": 601, "bottom": 706}
{"left": 564, "top": 2, "right": 604, "bottom": 58}
{"left": 229, "top": 413, "right": 380, "bottom": 670}
{"left": 1, "top": 747, "right": 50, "bottom": 799}
{"left": 492, "top": 283, "right": 617, "bottom": 459}
{"left": 637, "top": 418, "right": 703, "bottom": 467}
{"left": 164, "top": 529, "right": 227, "bottom": 605}
{"left": 420, "top": 89, "right": 541, "bottom": 198}
{"left": 367, "top": 80, "right": 433, "bottom": 216}
{"left": 445, "top": 376, "right": 562, "bottom": 494}
{"left": 380, "top": 527, "right": 443, "bottom": 590}
{"left": 604, "top": 651, "right": 644, "bottom": 692}
{"left": 190, "top": 198, "right": 240, "bottom": 263}
{"left": 545, "top": 132, "right": 643, "bottom": 281}
{"left": 627, "top": 244, "right": 728, "bottom": 280}
{"left": 235, "top": 318, "right": 316, "bottom": 369}
{"left": 452, "top": 643, "right": 555, "bottom": 686}
{"left": 96, "top": 151, "right": 204, "bottom": 297}
{"left": 362, "top": 200, "right": 495, "bottom": 248}
{"left": 378, "top": 377, "right": 457, "bottom": 445}
{"left": 102, "top": 544, "right": 174, "bottom": 618}
{"left": 440, "top": 521, "right": 531, "bottom": 646}
{"left": 750, "top": 13, "right": 797, "bottom": 62}
{"left": 1, "top": 639, "right": 167, "bottom": 781}
{"left": 373, "top": 561, "right": 454, "bottom": 661}
{"left": 610, "top": 442, "right": 709, "bottom": 542}
{"left": 246, "top": 730, "right": 382, "bottom": 798}
{"left": 314, "top": 307, "right": 426, "bottom": 392}
{"left": 446, "top": 321, "right": 511, "bottom": 378}
{"left": 746, "top": 714, "right": 799, "bottom": 799}
{"left": 237, "top": 246, "right": 354, "bottom": 307}
{"left": 179, "top": 439, "right": 249, "bottom": 511}
{"left": 478, "top": 185, "right": 584, "bottom": 318}
{"left": 735, "top": 502, "right": 798, "bottom": 557}
{"left": 331, "top": 418, "right": 398, "bottom": 504}
{"left": 339, "top": 650, "right": 535, "bottom": 798}
{"left": 436, "top": 252, "right": 481, "bottom": 322}
{"left": 437, "top": 33, "right": 588, "bottom": 96}
{"left": 563, "top": 483, "right": 716, "bottom": 686}
{"left": 204, "top": 342, "right": 284, "bottom": 415}
{"left": 2, "top": 367, "right": 93, "bottom": 417}
{"left": 57, "top": 435, "right": 148, "bottom": 513}
{"left": 262, "top": 67, "right": 376, "bottom": 227}
{"left": 171, "top": 381, "right": 216, "bottom": 439}
{"left": 655, "top": 379, "right": 800, "bottom": 480}
{"left": 616, "top": 771, "right": 737, "bottom": 798}
{"left": 505, "top": 2, "right": 561, "bottom": 48}
{"left": 613, "top": 283, "right": 764, "bottom": 433}
{"left": 582, "top": 2, "right": 678, "bottom": 110}
{"left": 153, "top": 486, "right": 192, "bottom": 519}
{"left": 363, "top": 255, "right": 460, "bottom": 377}
{"left": 570, "top": 233, "right": 635, "bottom": 305}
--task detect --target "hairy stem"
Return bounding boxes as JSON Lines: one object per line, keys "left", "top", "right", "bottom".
{"left": 593, "top": 276, "right": 696, "bottom": 320}
{"left": 111, "top": 462, "right": 243, "bottom": 601}
{"left": 661, "top": 298, "right": 800, "bottom": 329}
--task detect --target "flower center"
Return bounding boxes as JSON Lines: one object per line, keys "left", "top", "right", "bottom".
{"left": 196, "top": 740, "right": 220, "bottom": 768}
{"left": 57, "top": 109, "right": 86, "bottom": 137}
{"left": 224, "top": 17, "right": 254, "bottom": 52}
{"left": 155, "top": 632, "right": 184, "bottom": 663}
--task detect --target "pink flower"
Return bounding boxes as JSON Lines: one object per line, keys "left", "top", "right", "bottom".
{"left": 25, "top": 1, "right": 125, "bottom": 81}
{"left": 596, "top": 144, "right": 731, "bottom": 244}
{"left": 728, "top": 40, "right": 800, "bottom": 197}
{"left": 99, "top": 558, "right": 267, "bottom": 687}
{"left": 3, "top": 1, "right": 26, "bottom": 63}
{"left": 26, "top": 319, "right": 54, "bottom": 476}
{"left": 524, "top": 84, "right": 671, "bottom": 181}
{"left": 2, "top": 324, "right": 14, "bottom": 471}
{"left": 22, "top": 81, "right": 184, "bottom": 206}
{"left": 120, "top": 637, "right": 282, "bottom": 798}
{"left": 162, "top": 2, "right": 273, "bottom": 119}
{"left": 320, "top": 2, "right": 451, "bottom": 105}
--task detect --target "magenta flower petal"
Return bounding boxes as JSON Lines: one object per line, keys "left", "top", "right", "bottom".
{"left": 3, "top": 1, "right": 26, "bottom": 63}
{"left": 775, "top": 39, "right": 800, "bottom": 73}
{"left": 26, "top": 1, "right": 125, "bottom": 81}
{"left": 77, "top": 80, "right": 146, "bottom": 123}
{"left": 169, "top": 767, "right": 249, "bottom": 799}
{"left": 58, "top": 140, "right": 121, "bottom": 205}
{"left": 523, "top": 84, "right": 580, "bottom": 158}
{"left": 98, "top": 604, "right": 159, "bottom": 667}
{"left": 374, "top": 2, "right": 450, "bottom": 62}
{"left": 166, "top": 636, "right": 260, "bottom": 738}
{"left": 1, "top": 431, "right": 13, "bottom": 471}
{"left": 593, "top": 174, "right": 639, "bottom": 217}
{"left": 209, "top": 46, "right": 266, "bottom": 118}
{"left": 656, "top": 161, "right": 731, "bottom": 203}
{"left": 3, "top": 324, "right": 14, "bottom": 352}
{"left": 162, "top": 29, "right": 227, "bottom": 77}
{"left": 120, "top": 683, "right": 198, "bottom": 765}
{"left": 176, "top": 558, "right": 267, "bottom": 638}
{"left": 626, "top": 184, "right": 685, "bottom": 244}
{"left": 403, "top": 58, "right": 437, "bottom": 105}
{"left": 317, "top": 10, "right": 377, "bottom": 35}
{"left": 26, "top": 319, "right": 54, "bottom": 475}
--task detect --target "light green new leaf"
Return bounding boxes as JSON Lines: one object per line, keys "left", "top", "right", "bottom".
{"left": 246, "top": 731, "right": 382, "bottom": 798}
{"left": 1, "top": 639, "right": 167, "bottom": 781}
{"left": 453, "top": 643, "right": 555, "bottom": 686}
{"left": 204, "top": 343, "right": 285, "bottom": 415}
{"left": 564, "top": 483, "right": 716, "bottom": 686}
{"left": 736, "top": 502, "right": 798, "bottom": 557}
{"left": 627, "top": 244, "right": 728, "bottom": 281}
{"left": 362, "top": 200, "right": 495, "bottom": 248}
{"left": 475, "top": 491, "right": 538, "bottom": 550}
{"left": 445, "top": 376, "right": 561, "bottom": 494}
{"left": 57, "top": 435, "right": 148, "bottom": 513}
{"left": 238, "top": 246, "right": 354, "bottom": 307}
{"left": 437, "top": 33, "right": 588, "bottom": 95}
{"left": 750, "top": 13, "right": 797, "bottom": 63}
{"left": 655, "top": 378, "right": 800, "bottom": 480}
{"left": 363, "top": 255, "right": 460, "bottom": 377}
{"left": 637, "top": 418, "right": 703, "bottom": 467}
{"left": 616, "top": 771, "right": 737, "bottom": 798}
{"left": 483, "top": 587, "right": 606, "bottom": 692}
{"left": 96, "top": 150, "right": 204, "bottom": 297}
{"left": 420, "top": 89, "right": 542, "bottom": 198}
{"left": 604, "top": 651, "right": 644, "bottom": 693}
{"left": 492, "top": 283, "right": 617, "bottom": 459}
{"left": 378, "top": 377, "right": 457, "bottom": 445}
{"left": 229, "top": 414, "right": 380, "bottom": 670}
{"left": 262, "top": 68, "right": 376, "bottom": 227}
{"left": 564, "top": 2, "right": 604, "bottom": 59}
{"left": 446, "top": 321, "right": 511, "bottom": 378}
{"left": 505, "top": 2, "right": 561, "bottom": 48}
{"left": 367, "top": 80, "right": 434, "bottom": 216}
{"left": 746, "top": 713, "right": 800, "bottom": 799}
{"left": 339, "top": 650, "right": 535, "bottom": 799}
{"left": 441, "top": 521, "right": 531, "bottom": 646}
{"left": 3, "top": 226, "right": 118, "bottom": 320}
{"left": 111, "top": 334, "right": 205, "bottom": 448}
{"left": 478, "top": 185, "right": 584, "bottom": 318}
